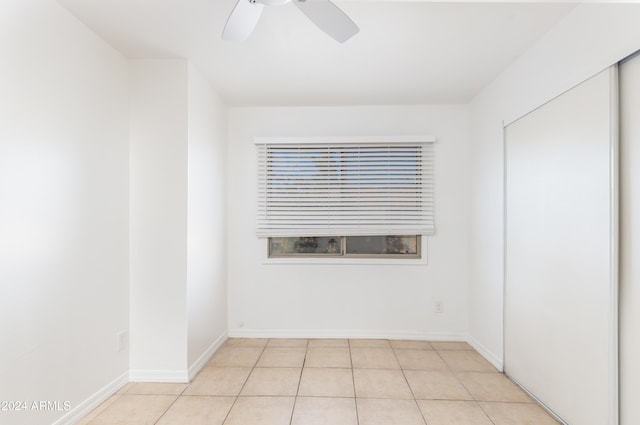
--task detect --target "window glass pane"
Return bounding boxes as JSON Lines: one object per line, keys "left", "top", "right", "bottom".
{"left": 269, "top": 236, "right": 342, "bottom": 256}
{"left": 345, "top": 235, "right": 418, "bottom": 255}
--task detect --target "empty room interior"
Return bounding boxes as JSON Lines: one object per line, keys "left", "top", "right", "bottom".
{"left": 1, "top": 0, "right": 640, "bottom": 424}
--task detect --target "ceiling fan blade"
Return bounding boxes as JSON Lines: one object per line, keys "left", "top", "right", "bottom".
{"left": 292, "top": 0, "right": 359, "bottom": 43}
{"left": 223, "top": 0, "right": 265, "bottom": 41}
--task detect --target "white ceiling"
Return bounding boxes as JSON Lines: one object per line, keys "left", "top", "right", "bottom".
{"left": 56, "top": 0, "right": 577, "bottom": 106}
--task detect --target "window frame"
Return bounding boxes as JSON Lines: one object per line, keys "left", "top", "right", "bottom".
{"left": 262, "top": 235, "right": 429, "bottom": 266}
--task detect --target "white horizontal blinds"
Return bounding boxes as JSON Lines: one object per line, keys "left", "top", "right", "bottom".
{"left": 256, "top": 141, "right": 434, "bottom": 237}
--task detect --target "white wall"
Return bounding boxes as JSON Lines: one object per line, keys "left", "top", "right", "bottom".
{"left": 468, "top": 3, "right": 640, "bottom": 370}
{"left": 129, "top": 60, "right": 229, "bottom": 382}
{"left": 0, "top": 1, "right": 129, "bottom": 424}
{"left": 227, "top": 105, "right": 470, "bottom": 339}
{"left": 620, "top": 53, "right": 640, "bottom": 425}
{"left": 186, "top": 64, "right": 229, "bottom": 373}
{"left": 129, "top": 60, "right": 189, "bottom": 379}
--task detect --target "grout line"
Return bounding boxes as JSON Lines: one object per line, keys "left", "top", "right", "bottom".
{"left": 433, "top": 346, "right": 480, "bottom": 399}
{"left": 218, "top": 339, "right": 269, "bottom": 425}
{"left": 288, "top": 339, "right": 308, "bottom": 425}
{"left": 435, "top": 346, "right": 485, "bottom": 406}
{"left": 437, "top": 349, "right": 497, "bottom": 425}
{"left": 152, "top": 393, "right": 182, "bottom": 425}
{"left": 348, "top": 339, "right": 361, "bottom": 425}
{"left": 475, "top": 401, "right": 498, "bottom": 425}
{"left": 390, "top": 343, "right": 429, "bottom": 425}
{"left": 148, "top": 381, "right": 195, "bottom": 424}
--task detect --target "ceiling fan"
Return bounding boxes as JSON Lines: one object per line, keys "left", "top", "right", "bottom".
{"left": 223, "top": 0, "right": 359, "bottom": 43}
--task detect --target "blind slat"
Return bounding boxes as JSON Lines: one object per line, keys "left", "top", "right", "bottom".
{"left": 256, "top": 141, "right": 435, "bottom": 237}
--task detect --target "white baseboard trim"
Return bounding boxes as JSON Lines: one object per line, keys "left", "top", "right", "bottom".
{"left": 52, "top": 371, "right": 129, "bottom": 425}
{"left": 228, "top": 328, "right": 468, "bottom": 342}
{"left": 466, "top": 335, "right": 504, "bottom": 372}
{"left": 229, "top": 329, "right": 505, "bottom": 374}
{"left": 188, "top": 331, "right": 228, "bottom": 381}
{"left": 129, "top": 369, "right": 189, "bottom": 383}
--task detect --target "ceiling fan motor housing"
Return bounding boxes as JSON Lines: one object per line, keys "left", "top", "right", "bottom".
{"left": 256, "top": 0, "right": 291, "bottom": 6}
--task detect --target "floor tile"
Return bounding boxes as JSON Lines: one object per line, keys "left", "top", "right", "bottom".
{"left": 78, "top": 339, "right": 560, "bottom": 425}
{"left": 305, "top": 347, "right": 352, "bottom": 368}
{"left": 351, "top": 347, "right": 400, "bottom": 369}
{"left": 480, "top": 402, "right": 561, "bottom": 424}
{"left": 417, "top": 400, "right": 493, "bottom": 425}
{"left": 76, "top": 395, "right": 121, "bottom": 425}
{"left": 350, "top": 339, "right": 391, "bottom": 348}
{"left": 240, "top": 367, "right": 301, "bottom": 396}
{"left": 430, "top": 341, "right": 473, "bottom": 351}
{"left": 390, "top": 340, "right": 433, "bottom": 350}
{"left": 291, "top": 397, "right": 357, "bottom": 425}
{"left": 439, "top": 351, "right": 497, "bottom": 372}
{"left": 308, "top": 338, "right": 349, "bottom": 347}
{"left": 257, "top": 347, "right": 307, "bottom": 368}
{"left": 357, "top": 398, "right": 426, "bottom": 425}
{"left": 457, "top": 372, "right": 533, "bottom": 403}
{"left": 88, "top": 394, "right": 177, "bottom": 425}
{"left": 225, "top": 338, "right": 268, "bottom": 347}
{"left": 353, "top": 369, "right": 413, "bottom": 399}
{"left": 124, "top": 382, "right": 188, "bottom": 395}
{"left": 394, "top": 349, "right": 449, "bottom": 371}
{"left": 184, "top": 367, "right": 252, "bottom": 396}
{"left": 267, "top": 338, "right": 308, "bottom": 347}
{"left": 116, "top": 383, "right": 135, "bottom": 394}
{"left": 404, "top": 370, "right": 473, "bottom": 400}
{"left": 298, "top": 367, "right": 354, "bottom": 397}
{"left": 223, "top": 396, "right": 295, "bottom": 425}
{"left": 156, "top": 396, "right": 234, "bottom": 425}
{"left": 208, "top": 346, "right": 263, "bottom": 367}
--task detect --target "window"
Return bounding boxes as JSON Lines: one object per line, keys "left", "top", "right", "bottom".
{"left": 268, "top": 235, "right": 421, "bottom": 258}
{"left": 255, "top": 136, "right": 435, "bottom": 260}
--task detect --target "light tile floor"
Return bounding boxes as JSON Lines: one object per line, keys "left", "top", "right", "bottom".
{"left": 78, "top": 338, "right": 560, "bottom": 425}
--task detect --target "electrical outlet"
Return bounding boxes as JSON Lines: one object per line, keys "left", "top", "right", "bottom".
{"left": 435, "top": 301, "right": 444, "bottom": 314}
{"left": 117, "top": 330, "right": 128, "bottom": 352}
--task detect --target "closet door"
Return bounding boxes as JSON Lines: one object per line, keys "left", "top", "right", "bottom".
{"left": 504, "top": 67, "right": 618, "bottom": 425}
{"left": 620, "top": 53, "right": 640, "bottom": 425}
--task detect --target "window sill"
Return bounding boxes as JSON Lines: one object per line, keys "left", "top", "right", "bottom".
{"left": 263, "top": 257, "right": 428, "bottom": 266}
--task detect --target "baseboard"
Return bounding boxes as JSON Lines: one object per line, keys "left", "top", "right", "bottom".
{"left": 128, "top": 369, "right": 189, "bottom": 383}
{"left": 466, "top": 335, "right": 504, "bottom": 371}
{"left": 229, "top": 328, "right": 504, "bottom": 373}
{"left": 228, "top": 328, "right": 468, "bottom": 342}
{"left": 54, "top": 334, "right": 227, "bottom": 424}
{"left": 52, "top": 371, "right": 129, "bottom": 425}
{"left": 188, "top": 331, "right": 228, "bottom": 381}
